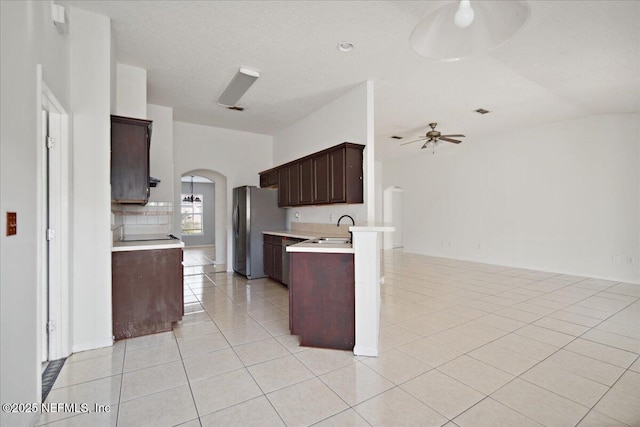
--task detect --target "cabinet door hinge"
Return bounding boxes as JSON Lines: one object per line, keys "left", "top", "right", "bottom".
{"left": 46, "top": 320, "right": 55, "bottom": 334}
{"left": 46, "top": 136, "right": 55, "bottom": 149}
{"left": 46, "top": 229, "right": 55, "bottom": 241}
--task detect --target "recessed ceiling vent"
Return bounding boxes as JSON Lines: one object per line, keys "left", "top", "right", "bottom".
{"left": 474, "top": 108, "right": 490, "bottom": 114}
{"left": 227, "top": 106, "right": 245, "bottom": 111}
{"left": 390, "top": 135, "right": 403, "bottom": 140}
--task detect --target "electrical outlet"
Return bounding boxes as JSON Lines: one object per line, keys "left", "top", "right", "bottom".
{"left": 627, "top": 257, "right": 635, "bottom": 265}
{"left": 295, "top": 212, "right": 300, "bottom": 221}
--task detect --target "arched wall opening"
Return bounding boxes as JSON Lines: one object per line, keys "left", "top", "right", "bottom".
{"left": 177, "top": 169, "right": 227, "bottom": 267}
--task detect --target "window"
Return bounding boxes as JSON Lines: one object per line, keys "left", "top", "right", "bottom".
{"left": 181, "top": 195, "right": 204, "bottom": 235}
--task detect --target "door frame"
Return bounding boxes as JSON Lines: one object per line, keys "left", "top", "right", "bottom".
{"left": 37, "top": 65, "right": 71, "bottom": 366}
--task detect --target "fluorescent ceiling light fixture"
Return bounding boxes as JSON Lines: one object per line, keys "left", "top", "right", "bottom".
{"left": 217, "top": 68, "right": 260, "bottom": 107}
{"left": 410, "top": 0, "right": 530, "bottom": 61}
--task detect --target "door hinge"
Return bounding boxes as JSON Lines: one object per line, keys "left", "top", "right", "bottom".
{"left": 46, "top": 136, "right": 55, "bottom": 149}
{"left": 46, "top": 320, "right": 55, "bottom": 334}
{"left": 46, "top": 229, "right": 55, "bottom": 241}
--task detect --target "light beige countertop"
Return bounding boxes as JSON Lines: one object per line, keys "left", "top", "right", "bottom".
{"left": 285, "top": 240, "right": 354, "bottom": 254}
{"left": 112, "top": 239, "right": 185, "bottom": 252}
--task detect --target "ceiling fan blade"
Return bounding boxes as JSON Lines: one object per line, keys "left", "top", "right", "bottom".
{"left": 401, "top": 138, "right": 427, "bottom": 146}
{"left": 439, "top": 137, "right": 462, "bottom": 144}
{"left": 441, "top": 134, "right": 465, "bottom": 138}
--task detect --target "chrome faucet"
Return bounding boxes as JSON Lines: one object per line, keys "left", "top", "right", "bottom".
{"left": 337, "top": 215, "right": 355, "bottom": 243}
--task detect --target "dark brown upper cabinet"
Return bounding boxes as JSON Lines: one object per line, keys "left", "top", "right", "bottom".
{"left": 111, "top": 115, "right": 152, "bottom": 204}
{"left": 259, "top": 142, "right": 364, "bottom": 207}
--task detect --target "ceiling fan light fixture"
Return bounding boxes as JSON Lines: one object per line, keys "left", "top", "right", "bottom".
{"left": 454, "top": 0, "right": 475, "bottom": 28}
{"left": 217, "top": 67, "right": 260, "bottom": 107}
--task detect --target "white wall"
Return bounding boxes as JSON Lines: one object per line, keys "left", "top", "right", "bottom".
{"left": 383, "top": 113, "right": 640, "bottom": 283}
{"left": 148, "top": 104, "right": 175, "bottom": 203}
{"left": 273, "top": 82, "right": 374, "bottom": 226}
{"left": 70, "top": 7, "right": 113, "bottom": 351}
{"left": 0, "top": 1, "right": 69, "bottom": 425}
{"left": 116, "top": 63, "right": 147, "bottom": 119}
{"left": 173, "top": 122, "right": 273, "bottom": 269}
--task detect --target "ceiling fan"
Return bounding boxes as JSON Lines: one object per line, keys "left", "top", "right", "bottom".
{"left": 401, "top": 122, "right": 465, "bottom": 152}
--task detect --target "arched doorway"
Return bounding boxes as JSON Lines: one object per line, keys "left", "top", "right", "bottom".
{"left": 178, "top": 169, "right": 227, "bottom": 270}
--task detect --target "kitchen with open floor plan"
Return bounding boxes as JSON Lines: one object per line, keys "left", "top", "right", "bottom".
{"left": 2, "top": 1, "right": 639, "bottom": 426}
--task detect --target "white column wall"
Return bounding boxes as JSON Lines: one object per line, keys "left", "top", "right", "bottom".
{"left": 69, "top": 7, "right": 113, "bottom": 351}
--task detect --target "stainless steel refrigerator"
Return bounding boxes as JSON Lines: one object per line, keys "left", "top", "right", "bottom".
{"left": 233, "top": 186, "right": 286, "bottom": 279}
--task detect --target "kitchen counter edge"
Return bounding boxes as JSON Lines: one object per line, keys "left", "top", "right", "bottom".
{"left": 112, "top": 240, "right": 185, "bottom": 252}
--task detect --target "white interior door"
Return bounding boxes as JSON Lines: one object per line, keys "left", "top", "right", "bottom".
{"left": 41, "top": 109, "right": 49, "bottom": 363}
{"left": 392, "top": 190, "right": 403, "bottom": 248}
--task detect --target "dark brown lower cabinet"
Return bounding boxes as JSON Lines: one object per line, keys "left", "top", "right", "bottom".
{"left": 263, "top": 234, "right": 283, "bottom": 282}
{"left": 289, "top": 252, "right": 355, "bottom": 350}
{"left": 112, "top": 248, "right": 183, "bottom": 340}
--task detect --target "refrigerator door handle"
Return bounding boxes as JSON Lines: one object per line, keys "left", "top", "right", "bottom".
{"left": 233, "top": 204, "right": 239, "bottom": 238}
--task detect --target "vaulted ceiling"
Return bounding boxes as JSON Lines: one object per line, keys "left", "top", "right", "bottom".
{"left": 63, "top": 1, "right": 640, "bottom": 159}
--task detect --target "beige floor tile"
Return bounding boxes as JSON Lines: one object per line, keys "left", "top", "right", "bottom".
{"left": 319, "top": 362, "right": 395, "bottom": 406}
{"left": 401, "top": 369, "right": 484, "bottom": 419}
{"left": 274, "top": 333, "right": 306, "bottom": 353}
{"left": 395, "top": 316, "right": 450, "bottom": 337}
{"left": 468, "top": 343, "right": 539, "bottom": 376}
{"left": 520, "top": 363, "right": 609, "bottom": 407}
{"left": 174, "top": 320, "right": 220, "bottom": 341}
{"left": 38, "top": 376, "right": 121, "bottom": 425}
{"left": 514, "top": 324, "right": 576, "bottom": 347}
{"left": 512, "top": 302, "right": 557, "bottom": 316}
{"left": 190, "top": 368, "right": 262, "bottom": 416}
{"left": 182, "top": 347, "right": 243, "bottom": 381}
{"left": 222, "top": 323, "right": 271, "bottom": 346}
{"left": 267, "top": 378, "right": 348, "bottom": 426}
{"left": 354, "top": 387, "right": 448, "bottom": 427}
{"left": 179, "top": 310, "right": 213, "bottom": 326}
{"left": 295, "top": 347, "right": 357, "bottom": 375}
{"left": 492, "top": 378, "right": 589, "bottom": 427}
{"left": 65, "top": 340, "right": 125, "bottom": 365}
{"left": 548, "top": 310, "right": 602, "bottom": 327}
{"left": 492, "top": 333, "right": 559, "bottom": 361}
{"left": 361, "top": 348, "right": 431, "bottom": 385}
{"left": 117, "top": 385, "right": 197, "bottom": 427}
{"left": 234, "top": 337, "right": 290, "bottom": 366}
{"left": 176, "top": 332, "right": 230, "bottom": 358}
{"left": 475, "top": 313, "right": 527, "bottom": 332}
{"left": 427, "top": 329, "right": 488, "bottom": 353}
{"left": 248, "top": 354, "right": 314, "bottom": 393}
{"left": 120, "top": 360, "right": 188, "bottom": 402}
{"left": 533, "top": 316, "right": 591, "bottom": 336}
{"left": 494, "top": 307, "right": 543, "bottom": 323}
{"left": 52, "top": 354, "right": 124, "bottom": 389}
{"left": 398, "top": 336, "right": 465, "bottom": 367}
{"left": 438, "top": 355, "right": 514, "bottom": 394}
{"left": 123, "top": 340, "right": 180, "bottom": 372}
{"left": 260, "top": 318, "right": 290, "bottom": 337}
{"left": 247, "top": 306, "right": 288, "bottom": 323}
{"left": 564, "top": 338, "right": 637, "bottom": 368}
{"left": 628, "top": 357, "right": 640, "bottom": 373}
{"left": 453, "top": 397, "right": 542, "bottom": 427}
{"left": 593, "top": 387, "right": 640, "bottom": 426}
{"left": 596, "top": 320, "right": 640, "bottom": 340}
{"left": 199, "top": 396, "right": 284, "bottom": 427}
{"left": 577, "top": 410, "right": 632, "bottom": 427}
{"left": 545, "top": 349, "right": 626, "bottom": 386}
{"left": 313, "top": 408, "right": 371, "bottom": 426}
{"left": 611, "top": 370, "right": 640, "bottom": 398}
{"left": 124, "top": 331, "right": 175, "bottom": 351}
{"left": 212, "top": 313, "right": 259, "bottom": 331}
{"left": 174, "top": 418, "right": 202, "bottom": 427}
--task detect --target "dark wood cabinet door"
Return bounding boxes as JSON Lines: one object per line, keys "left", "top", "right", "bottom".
{"left": 259, "top": 172, "right": 269, "bottom": 188}
{"left": 112, "top": 248, "right": 183, "bottom": 340}
{"left": 273, "top": 242, "right": 283, "bottom": 282}
{"left": 278, "top": 168, "right": 290, "bottom": 207}
{"left": 111, "top": 115, "right": 152, "bottom": 204}
{"left": 288, "top": 163, "right": 300, "bottom": 206}
{"left": 299, "top": 157, "right": 314, "bottom": 204}
{"left": 329, "top": 148, "right": 346, "bottom": 203}
{"left": 313, "top": 153, "right": 330, "bottom": 204}
{"left": 263, "top": 242, "right": 273, "bottom": 277}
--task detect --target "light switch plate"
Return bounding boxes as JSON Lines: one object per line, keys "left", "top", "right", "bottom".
{"left": 6, "top": 212, "right": 17, "bottom": 236}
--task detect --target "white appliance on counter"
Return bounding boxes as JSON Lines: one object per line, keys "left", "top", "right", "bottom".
{"left": 232, "top": 186, "right": 286, "bottom": 279}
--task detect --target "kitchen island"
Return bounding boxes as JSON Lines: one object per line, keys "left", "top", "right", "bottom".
{"left": 112, "top": 238, "right": 185, "bottom": 340}
{"left": 285, "top": 223, "right": 393, "bottom": 357}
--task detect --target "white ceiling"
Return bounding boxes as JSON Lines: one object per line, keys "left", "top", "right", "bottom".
{"left": 64, "top": 1, "right": 640, "bottom": 160}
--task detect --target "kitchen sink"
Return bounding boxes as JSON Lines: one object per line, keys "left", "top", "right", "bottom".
{"left": 309, "top": 237, "right": 351, "bottom": 244}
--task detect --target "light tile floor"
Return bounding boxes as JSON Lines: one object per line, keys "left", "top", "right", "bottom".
{"left": 40, "top": 249, "right": 640, "bottom": 426}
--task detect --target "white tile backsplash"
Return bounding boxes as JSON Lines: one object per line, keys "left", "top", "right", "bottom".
{"left": 112, "top": 202, "right": 174, "bottom": 240}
